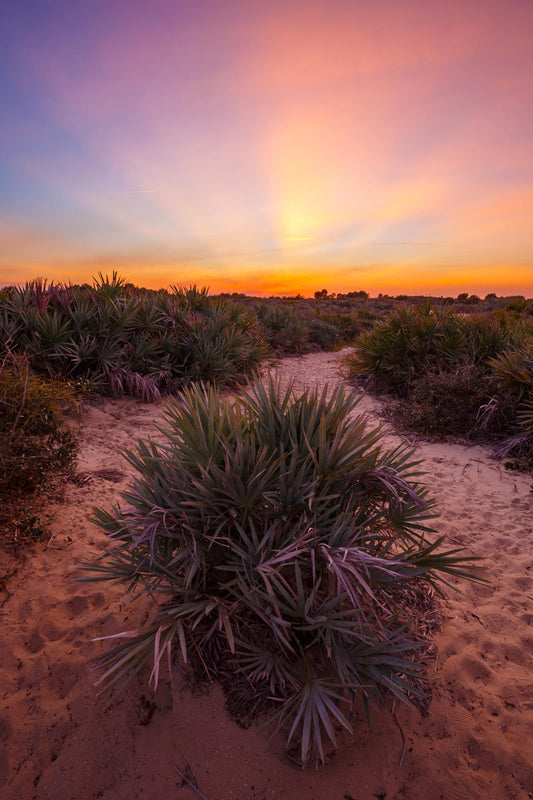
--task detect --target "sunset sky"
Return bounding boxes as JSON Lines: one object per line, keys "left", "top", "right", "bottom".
{"left": 1, "top": 0, "right": 533, "bottom": 297}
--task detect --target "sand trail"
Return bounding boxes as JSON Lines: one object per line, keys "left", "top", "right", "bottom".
{"left": 1, "top": 350, "right": 532, "bottom": 799}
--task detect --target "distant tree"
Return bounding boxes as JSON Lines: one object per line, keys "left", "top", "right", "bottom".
{"left": 314, "top": 289, "right": 328, "bottom": 300}
{"left": 505, "top": 297, "right": 528, "bottom": 313}
{"left": 485, "top": 293, "right": 497, "bottom": 301}
{"left": 457, "top": 292, "right": 469, "bottom": 303}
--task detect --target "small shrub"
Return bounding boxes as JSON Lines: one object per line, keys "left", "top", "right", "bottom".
{"left": 81, "top": 377, "right": 480, "bottom": 766}
{"left": 356, "top": 307, "right": 380, "bottom": 328}
{"left": 308, "top": 317, "right": 342, "bottom": 349}
{"left": 348, "top": 304, "right": 451, "bottom": 395}
{"left": 312, "top": 311, "right": 363, "bottom": 345}
{"left": 0, "top": 350, "right": 79, "bottom": 549}
{"left": 14, "top": 510, "right": 49, "bottom": 543}
{"left": 389, "top": 367, "right": 498, "bottom": 438}
{"left": 505, "top": 297, "right": 529, "bottom": 314}
{"left": 0, "top": 350, "right": 79, "bottom": 495}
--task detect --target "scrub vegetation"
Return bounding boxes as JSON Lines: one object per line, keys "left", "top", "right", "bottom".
{"left": 0, "top": 347, "right": 79, "bottom": 543}
{"left": 252, "top": 294, "right": 375, "bottom": 354}
{"left": 2, "top": 277, "right": 531, "bottom": 551}
{"left": 348, "top": 302, "right": 533, "bottom": 467}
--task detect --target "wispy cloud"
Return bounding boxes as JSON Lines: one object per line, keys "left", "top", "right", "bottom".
{"left": 1, "top": 0, "right": 532, "bottom": 295}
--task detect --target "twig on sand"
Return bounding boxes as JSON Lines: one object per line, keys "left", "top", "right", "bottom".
{"left": 391, "top": 701, "right": 407, "bottom": 769}
{"left": 171, "top": 745, "right": 213, "bottom": 800}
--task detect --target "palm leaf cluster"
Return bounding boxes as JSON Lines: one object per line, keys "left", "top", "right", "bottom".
{"left": 81, "top": 376, "right": 480, "bottom": 765}
{"left": 0, "top": 275, "right": 269, "bottom": 399}
{"left": 488, "top": 344, "right": 533, "bottom": 462}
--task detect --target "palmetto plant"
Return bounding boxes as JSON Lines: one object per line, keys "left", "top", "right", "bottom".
{"left": 25, "top": 310, "right": 74, "bottom": 376}
{"left": 93, "top": 270, "right": 128, "bottom": 302}
{"left": 487, "top": 342, "right": 533, "bottom": 463}
{"left": 489, "top": 342, "right": 533, "bottom": 398}
{"left": 517, "top": 397, "right": 533, "bottom": 454}
{"left": 81, "top": 377, "right": 480, "bottom": 765}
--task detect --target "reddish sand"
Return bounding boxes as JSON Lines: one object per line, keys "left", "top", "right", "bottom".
{"left": 1, "top": 350, "right": 532, "bottom": 800}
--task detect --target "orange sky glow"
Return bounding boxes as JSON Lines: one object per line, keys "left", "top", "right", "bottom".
{"left": 1, "top": 0, "right": 532, "bottom": 297}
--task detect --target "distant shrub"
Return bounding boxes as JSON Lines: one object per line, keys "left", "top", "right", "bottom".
{"left": 255, "top": 302, "right": 310, "bottom": 353}
{"left": 356, "top": 307, "right": 380, "bottom": 328}
{"left": 81, "top": 377, "right": 480, "bottom": 766}
{"left": 308, "top": 317, "right": 342, "bottom": 349}
{"left": 255, "top": 298, "right": 371, "bottom": 355}
{"left": 314, "top": 311, "right": 363, "bottom": 342}
{"left": 505, "top": 297, "right": 529, "bottom": 314}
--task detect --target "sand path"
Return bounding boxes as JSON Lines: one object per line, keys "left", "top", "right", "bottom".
{"left": 1, "top": 349, "right": 532, "bottom": 800}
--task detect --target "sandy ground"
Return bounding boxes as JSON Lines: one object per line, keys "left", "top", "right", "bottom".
{"left": 1, "top": 349, "right": 532, "bottom": 800}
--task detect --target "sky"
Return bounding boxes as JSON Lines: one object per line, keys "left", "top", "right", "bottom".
{"left": 1, "top": 0, "right": 533, "bottom": 297}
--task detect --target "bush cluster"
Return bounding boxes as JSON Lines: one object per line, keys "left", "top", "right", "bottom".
{"left": 1, "top": 277, "right": 385, "bottom": 398}
{"left": 349, "top": 303, "right": 533, "bottom": 443}
{"left": 388, "top": 367, "right": 498, "bottom": 438}
{"left": 0, "top": 276, "right": 269, "bottom": 399}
